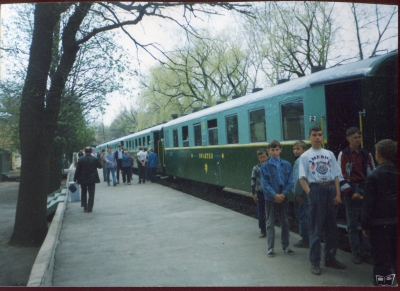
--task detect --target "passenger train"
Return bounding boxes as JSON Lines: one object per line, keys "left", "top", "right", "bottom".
{"left": 97, "top": 50, "right": 398, "bottom": 199}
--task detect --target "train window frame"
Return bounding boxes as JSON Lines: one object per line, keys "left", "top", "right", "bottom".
{"left": 147, "top": 136, "right": 150, "bottom": 147}
{"left": 182, "top": 125, "right": 189, "bottom": 147}
{"left": 249, "top": 108, "right": 266, "bottom": 142}
{"left": 281, "top": 99, "right": 305, "bottom": 141}
{"left": 225, "top": 114, "right": 239, "bottom": 144}
{"left": 207, "top": 119, "right": 218, "bottom": 146}
{"left": 194, "top": 123, "right": 202, "bottom": 146}
{"left": 173, "top": 129, "right": 179, "bottom": 147}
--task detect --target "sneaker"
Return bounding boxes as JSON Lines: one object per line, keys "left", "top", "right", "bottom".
{"left": 293, "top": 239, "right": 309, "bottom": 248}
{"left": 267, "top": 249, "right": 275, "bottom": 257}
{"left": 259, "top": 232, "right": 266, "bottom": 238}
{"left": 311, "top": 265, "right": 321, "bottom": 275}
{"left": 325, "top": 259, "right": 346, "bottom": 269}
{"left": 352, "top": 253, "right": 362, "bottom": 264}
{"left": 282, "top": 248, "right": 294, "bottom": 255}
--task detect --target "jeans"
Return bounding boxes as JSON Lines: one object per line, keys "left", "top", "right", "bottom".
{"left": 265, "top": 198, "right": 289, "bottom": 251}
{"left": 106, "top": 167, "right": 116, "bottom": 183}
{"left": 294, "top": 192, "right": 309, "bottom": 242}
{"left": 256, "top": 192, "right": 266, "bottom": 234}
{"left": 344, "top": 183, "right": 371, "bottom": 257}
{"left": 370, "top": 224, "right": 397, "bottom": 286}
{"left": 116, "top": 159, "right": 122, "bottom": 181}
{"left": 308, "top": 184, "right": 338, "bottom": 266}
{"left": 81, "top": 183, "right": 95, "bottom": 211}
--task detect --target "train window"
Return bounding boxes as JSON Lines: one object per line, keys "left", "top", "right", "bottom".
{"left": 139, "top": 138, "right": 141, "bottom": 146}
{"left": 164, "top": 130, "right": 170, "bottom": 147}
{"left": 142, "top": 137, "right": 146, "bottom": 147}
{"left": 281, "top": 100, "right": 304, "bottom": 140}
{"left": 226, "top": 114, "right": 239, "bottom": 144}
{"left": 249, "top": 108, "right": 266, "bottom": 142}
{"left": 208, "top": 119, "right": 218, "bottom": 145}
{"left": 194, "top": 123, "right": 202, "bottom": 146}
{"left": 173, "top": 129, "right": 179, "bottom": 147}
{"left": 135, "top": 139, "right": 137, "bottom": 148}
{"left": 182, "top": 126, "right": 189, "bottom": 147}
{"left": 147, "top": 136, "right": 150, "bottom": 146}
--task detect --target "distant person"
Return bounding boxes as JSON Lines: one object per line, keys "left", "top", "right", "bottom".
{"left": 261, "top": 140, "right": 294, "bottom": 257}
{"left": 100, "top": 149, "right": 107, "bottom": 182}
{"left": 127, "top": 151, "right": 134, "bottom": 181}
{"left": 74, "top": 146, "right": 102, "bottom": 213}
{"left": 298, "top": 125, "right": 346, "bottom": 275}
{"left": 251, "top": 148, "right": 268, "bottom": 238}
{"left": 122, "top": 149, "right": 132, "bottom": 185}
{"left": 292, "top": 140, "right": 309, "bottom": 248}
{"left": 144, "top": 147, "right": 149, "bottom": 181}
{"left": 114, "top": 144, "right": 124, "bottom": 184}
{"left": 78, "top": 149, "right": 84, "bottom": 158}
{"left": 61, "top": 155, "right": 65, "bottom": 173}
{"left": 147, "top": 149, "right": 158, "bottom": 182}
{"left": 337, "top": 127, "right": 375, "bottom": 264}
{"left": 105, "top": 146, "right": 117, "bottom": 186}
{"left": 137, "top": 147, "right": 147, "bottom": 184}
{"left": 361, "top": 139, "right": 397, "bottom": 286}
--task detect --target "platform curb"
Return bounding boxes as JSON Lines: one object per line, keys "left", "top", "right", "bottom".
{"left": 27, "top": 165, "right": 73, "bottom": 286}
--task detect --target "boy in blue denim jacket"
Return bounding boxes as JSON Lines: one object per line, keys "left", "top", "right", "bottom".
{"left": 261, "top": 140, "right": 294, "bottom": 257}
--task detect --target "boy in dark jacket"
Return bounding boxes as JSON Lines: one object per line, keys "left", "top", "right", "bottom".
{"left": 361, "top": 139, "right": 397, "bottom": 286}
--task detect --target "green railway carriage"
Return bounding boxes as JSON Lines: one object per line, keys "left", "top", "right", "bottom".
{"left": 162, "top": 51, "right": 398, "bottom": 197}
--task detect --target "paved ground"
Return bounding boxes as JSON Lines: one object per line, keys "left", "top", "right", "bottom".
{"left": 0, "top": 182, "right": 39, "bottom": 286}
{"left": 51, "top": 171, "right": 373, "bottom": 287}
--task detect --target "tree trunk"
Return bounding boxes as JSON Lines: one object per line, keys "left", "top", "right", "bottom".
{"left": 10, "top": 4, "right": 69, "bottom": 246}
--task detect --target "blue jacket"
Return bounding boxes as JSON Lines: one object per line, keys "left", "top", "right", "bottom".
{"left": 261, "top": 158, "right": 293, "bottom": 202}
{"left": 147, "top": 152, "right": 158, "bottom": 168}
{"left": 122, "top": 153, "right": 131, "bottom": 167}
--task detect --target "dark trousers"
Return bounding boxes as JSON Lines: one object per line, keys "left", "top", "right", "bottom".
{"left": 116, "top": 159, "right": 122, "bottom": 181}
{"left": 294, "top": 192, "right": 310, "bottom": 242}
{"left": 308, "top": 184, "right": 338, "bottom": 266}
{"left": 138, "top": 161, "right": 146, "bottom": 182}
{"left": 370, "top": 224, "right": 397, "bottom": 286}
{"left": 81, "top": 183, "right": 95, "bottom": 211}
{"left": 122, "top": 166, "right": 131, "bottom": 183}
{"left": 149, "top": 167, "right": 157, "bottom": 182}
{"left": 256, "top": 192, "right": 266, "bottom": 234}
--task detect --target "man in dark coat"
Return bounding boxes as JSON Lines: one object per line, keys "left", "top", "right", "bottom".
{"left": 74, "top": 146, "right": 102, "bottom": 213}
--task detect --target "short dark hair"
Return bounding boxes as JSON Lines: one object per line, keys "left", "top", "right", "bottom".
{"left": 257, "top": 148, "right": 267, "bottom": 155}
{"left": 101, "top": 149, "right": 105, "bottom": 152}
{"left": 268, "top": 140, "right": 281, "bottom": 149}
{"left": 144, "top": 147, "right": 148, "bottom": 151}
{"left": 375, "top": 139, "right": 397, "bottom": 162}
{"left": 309, "top": 125, "right": 322, "bottom": 135}
{"left": 346, "top": 127, "right": 361, "bottom": 137}
{"left": 84, "top": 146, "right": 92, "bottom": 153}
{"left": 138, "top": 147, "right": 143, "bottom": 150}
{"left": 118, "top": 144, "right": 122, "bottom": 147}
{"left": 293, "top": 140, "right": 307, "bottom": 150}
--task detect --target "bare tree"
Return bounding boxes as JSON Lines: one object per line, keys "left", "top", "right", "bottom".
{"left": 350, "top": 3, "right": 398, "bottom": 60}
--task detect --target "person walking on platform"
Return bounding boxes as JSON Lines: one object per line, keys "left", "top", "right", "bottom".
{"left": 250, "top": 148, "right": 268, "bottom": 238}
{"left": 122, "top": 149, "right": 132, "bottom": 185}
{"left": 361, "top": 139, "right": 397, "bottom": 286}
{"left": 105, "top": 146, "right": 117, "bottom": 186}
{"left": 292, "top": 140, "right": 310, "bottom": 248}
{"left": 74, "top": 146, "right": 102, "bottom": 213}
{"left": 147, "top": 149, "right": 158, "bottom": 182}
{"left": 100, "top": 149, "right": 107, "bottom": 182}
{"left": 261, "top": 140, "right": 294, "bottom": 257}
{"left": 338, "top": 127, "right": 375, "bottom": 264}
{"left": 137, "top": 147, "right": 147, "bottom": 184}
{"left": 299, "top": 125, "right": 346, "bottom": 275}
{"left": 114, "top": 144, "right": 123, "bottom": 184}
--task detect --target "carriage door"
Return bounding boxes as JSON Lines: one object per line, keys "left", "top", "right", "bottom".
{"left": 324, "top": 80, "right": 363, "bottom": 157}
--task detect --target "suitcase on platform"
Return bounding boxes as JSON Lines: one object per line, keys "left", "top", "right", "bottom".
{"left": 68, "top": 182, "right": 80, "bottom": 202}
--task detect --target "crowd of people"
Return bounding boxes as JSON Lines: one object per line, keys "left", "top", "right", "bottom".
{"left": 251, "top": 125, "right": 397, "bottom": 286}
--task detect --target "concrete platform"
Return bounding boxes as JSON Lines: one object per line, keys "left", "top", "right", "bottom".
{"left": 45, "top": 170, "right": 372, "bottom": 286}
